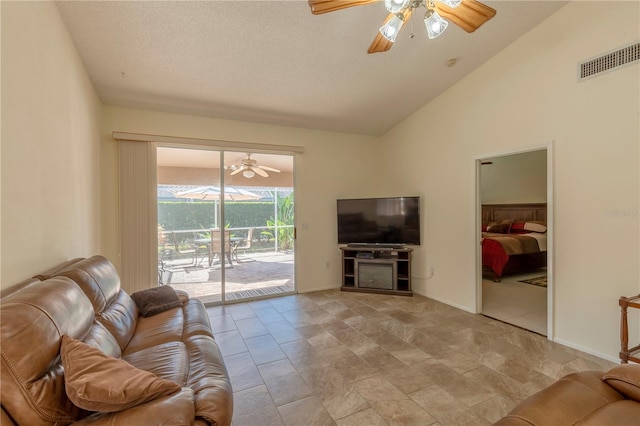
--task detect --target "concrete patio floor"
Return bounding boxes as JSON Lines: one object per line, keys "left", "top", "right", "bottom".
{"left": 161, "top": 251, "right": 295, "bottom": 304}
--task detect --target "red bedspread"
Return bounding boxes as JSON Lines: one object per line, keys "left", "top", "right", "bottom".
{"left": 481, "top": 233, "right": 544, "bottom": 278}
{"left": 482, "top": 238, "right": 510, "bottom": 278}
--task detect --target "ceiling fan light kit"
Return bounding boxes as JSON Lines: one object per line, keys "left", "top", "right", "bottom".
{"left": 424, "top": 8, "right": 448, "bottom": 39}
{"left": 308, "top": 0, "right": 496, "bottom": 53}
{"left": 385, "top": 0, "right": 409, "bottom": 13}
{"left": 228, "top": 154, "right": 281, "bottom": 179}
{"left": 380, "top": 14, "right": 405, "bottom": 42}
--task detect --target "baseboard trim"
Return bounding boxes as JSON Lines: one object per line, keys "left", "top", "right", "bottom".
{"left": 416, "top": 290, "right": 475, "bottom": 314}
{"left": 553, "top": 337, "right": 619, "bottom": 364}
{"left": 298, "top": 285, "right": 339, "bottom": 294}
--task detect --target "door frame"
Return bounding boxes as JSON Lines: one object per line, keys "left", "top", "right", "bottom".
{"left": 474, "top": 141, "right": 554, "bottom": 340}
{"left": 156, "top": 143, "right": 298, "bottom": 305}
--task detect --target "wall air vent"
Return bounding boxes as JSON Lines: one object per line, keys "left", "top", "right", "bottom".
{"left": 578, "top": 42, "right": 640, "bottom": 81}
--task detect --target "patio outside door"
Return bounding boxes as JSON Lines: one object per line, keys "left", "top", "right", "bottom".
{"left": 156, "top": 146, "right": 295, "bottom": 304}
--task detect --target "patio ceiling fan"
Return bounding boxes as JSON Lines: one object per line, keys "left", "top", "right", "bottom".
{"left": 227, "top": 154, "right": 281, "bottom": 178}
{"left": 307, "top": 0, "right": 496, "bottom": 53}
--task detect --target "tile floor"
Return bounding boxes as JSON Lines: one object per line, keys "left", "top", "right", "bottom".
{"left": 481, "top": 270, "right": 548, "bottom": 335}
{"left": 206, "top": 289, "right": 616, "bottom": 426}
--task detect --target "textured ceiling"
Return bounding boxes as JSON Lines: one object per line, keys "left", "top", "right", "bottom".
{"left": 56, "top": 1, "right": 567, "bottom": 136}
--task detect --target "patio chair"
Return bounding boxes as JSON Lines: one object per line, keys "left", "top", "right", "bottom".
{"left": 170, "top": 232, "right": 204, "bottom": 266}
{"left": 209, "top": 229, "right": 233, "bottom": 266}
{"left": 232, "top": 228, "right": 254, "bottom": 262}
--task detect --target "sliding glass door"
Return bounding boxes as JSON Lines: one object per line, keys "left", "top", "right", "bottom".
{"left": 156, "top": 146, "right": 295, "bottom": 304}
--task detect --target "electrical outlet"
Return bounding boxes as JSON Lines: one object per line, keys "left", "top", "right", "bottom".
{"left": 430, "top": 267, "right": 435, "bottom": 276}
{"left": 325, "top": 261, "right": 330, "bottom": 270}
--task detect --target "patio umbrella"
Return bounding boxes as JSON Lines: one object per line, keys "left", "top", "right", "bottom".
{"left": 174, "top": 186, "right": 260, "bottom": 201}
{"left": 174, "top": 185, "right": 261, "bottom": 228}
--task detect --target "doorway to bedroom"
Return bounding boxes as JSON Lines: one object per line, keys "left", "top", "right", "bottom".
{"left": 476, "top": 147, "right": 552, "bottom": 337}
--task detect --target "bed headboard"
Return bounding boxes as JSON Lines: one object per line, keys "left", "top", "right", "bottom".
{"left": 482, "top": 203, "right": 547, "bottom": 223}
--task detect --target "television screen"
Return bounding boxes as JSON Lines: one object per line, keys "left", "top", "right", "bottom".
{"left": 337, "top": 197, "right": 421, "bottom": 246}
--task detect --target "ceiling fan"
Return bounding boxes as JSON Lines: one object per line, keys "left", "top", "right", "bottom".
{"left": 307, "top": 0, "right": 496, "bottom": 53}
{"left": 227, "top": 154, "right": 281, "bottom": 178}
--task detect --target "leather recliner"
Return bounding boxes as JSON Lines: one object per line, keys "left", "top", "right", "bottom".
{"left": 495, "top": 364, "right": 640, "bottom": 425}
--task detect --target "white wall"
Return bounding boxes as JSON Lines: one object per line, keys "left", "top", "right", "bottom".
{"left": 481, "top": 150, "right": 547, "bottom": 204}
{"left": 1, "top": 1, "right": 102, "bottom": 287}
{"left": 101, "top": 106, "right": 380, "bottom": 293}
{"left": 379, "top": 1, "right": 639, "bottom": 360}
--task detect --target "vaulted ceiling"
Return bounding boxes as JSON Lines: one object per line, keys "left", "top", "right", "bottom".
{"left": 56, "top": 1, "right": 567, "bottom": 136}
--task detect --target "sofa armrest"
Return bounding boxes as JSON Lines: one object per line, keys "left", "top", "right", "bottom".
{"left": 175, "top": 289, "right": 190, "bottom": 303}
{"left": 72, "top": 388, "right": 195, "bottom": 425}
{"left": 603, "top": 364, "right": 640, "bottom": 401}
{"left": 494, "top": 371, "right": 623, "bottom": 426}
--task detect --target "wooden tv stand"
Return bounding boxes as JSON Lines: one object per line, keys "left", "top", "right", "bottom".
{"left": 340, "top": 246, "right": 413, "bottom": 296}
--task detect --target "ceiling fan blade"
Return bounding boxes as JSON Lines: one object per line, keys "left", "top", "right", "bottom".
{"left": 230, "top": 166, "right": 246, "bottom": 176}
{"left": 253, "top": 167, "right": 269, "bottom": 177}
{"left": 367, "top": 10, "right": 413, "bottom": 54}
{"left": 434, "top": 0, "right": 496, "bottom": 33}
{"left": 258, "top": 165, "right": 281, "bottom": 173}
{"left": 308, "top": 0, "right": 381, "bottom": 15}
{"left": 367, "top": 32, "right": 393, "bottom": 54}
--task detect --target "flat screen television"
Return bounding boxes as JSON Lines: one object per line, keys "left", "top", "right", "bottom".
{"left": 337, "top": 196, "right": 421, "bottom": 246}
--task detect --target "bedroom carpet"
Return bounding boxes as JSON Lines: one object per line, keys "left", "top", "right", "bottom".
{"left": 518, "top": 276, "right": 547, "bottom": 287}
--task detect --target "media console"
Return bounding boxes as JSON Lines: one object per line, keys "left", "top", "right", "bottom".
{"left": 340, "top": 246, "right": 413, "bottom": 296}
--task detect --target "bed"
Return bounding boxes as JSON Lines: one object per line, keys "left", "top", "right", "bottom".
{"left": 481, "top": 203, "right": 547, "bottom": 282}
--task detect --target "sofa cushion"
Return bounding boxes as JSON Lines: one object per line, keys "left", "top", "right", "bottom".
{"left": 61, "top": 335, "right": 181, "bottom": 413}
{"left": 83, "top": 321, "right": 122, "bottom": 359}
{"left": 603, "top": 364, "right": 640, "bottom": 402}
{"left": 57, "top": 256, "right": 122, "bottom": 314}
{"left": 124, "top": 307, "right": 185, "bottom": 355}
{"left": 578, "top": 399, "right": 640, "bottom": 425}
{"left": 123, "top": 341, "right": 189, "bottom": 386}
{"left": 97, "top": 290, "right": 139, "bottom": 350}
{"left": 131, "top": 285, "right": 182, "bottom": 318}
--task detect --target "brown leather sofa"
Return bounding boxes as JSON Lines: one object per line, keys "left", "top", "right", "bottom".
{"left": 495, "top": 364, "right": 640, "bottom": 425}
{"left": 1, "top": 255, "right": 233, "bottom": 426}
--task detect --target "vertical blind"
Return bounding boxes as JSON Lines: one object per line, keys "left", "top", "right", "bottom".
{"left": 114, "top": 131, "right": 303, "bottom": 294}
{"left": 118, "top": 140, "right": 158, "bottom": 293}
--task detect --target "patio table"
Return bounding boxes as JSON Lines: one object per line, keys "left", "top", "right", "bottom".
{"left": 195, "top": 237, "right": 242, "bottom": 266}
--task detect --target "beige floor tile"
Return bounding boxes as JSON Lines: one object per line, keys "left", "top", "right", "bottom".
{"left": 258, "top": 358, "right": 298, "bottom": 382}
{"left": 370, "top": 399, "right": 437, "bottom": 426}
{"left": 208, "top": 290, "right": 615, "bottom": 426}
{"left": 352, "top": 375, "right": 408, "bottom": 401}
{"left": 264, "top": 371, "right": 314, "bottom": 407}
{"left": 278, "top": 396, "right": 335, "bottom": 426}
{"left": 215, "top": 329, "right": 248, "bottom": 357}
{"left": 264, "top": 320, "right": 305, "bottom": 344}
{"left": 235, "top": 317, "right": 269, "bottom": 339}
{"left": 233, "top": 385, "right": 283, "bottom": 426}
{"left": 335, "top": 407, "right": 388, "bottom": 426}
{"left": 380, "top": 365, "right": 433, "bottom": 394}
{"left": 245, "top": 334, "right": 286, "bottom": 366}
{"left": 225, "top": 352, "right": 263, "bottom": 392}
{"left": 321, "top": 388, "right": 370, "bottom": 421}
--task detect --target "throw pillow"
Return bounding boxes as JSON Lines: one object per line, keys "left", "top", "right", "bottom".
{"left": 130, "top": 285, "right": 182, "bottom": 317}
{"left": 61, "top": 335, "right": 181, "bottom": 412}
{"left": 487, "top": 220, "right": 513, "bottom": 234}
